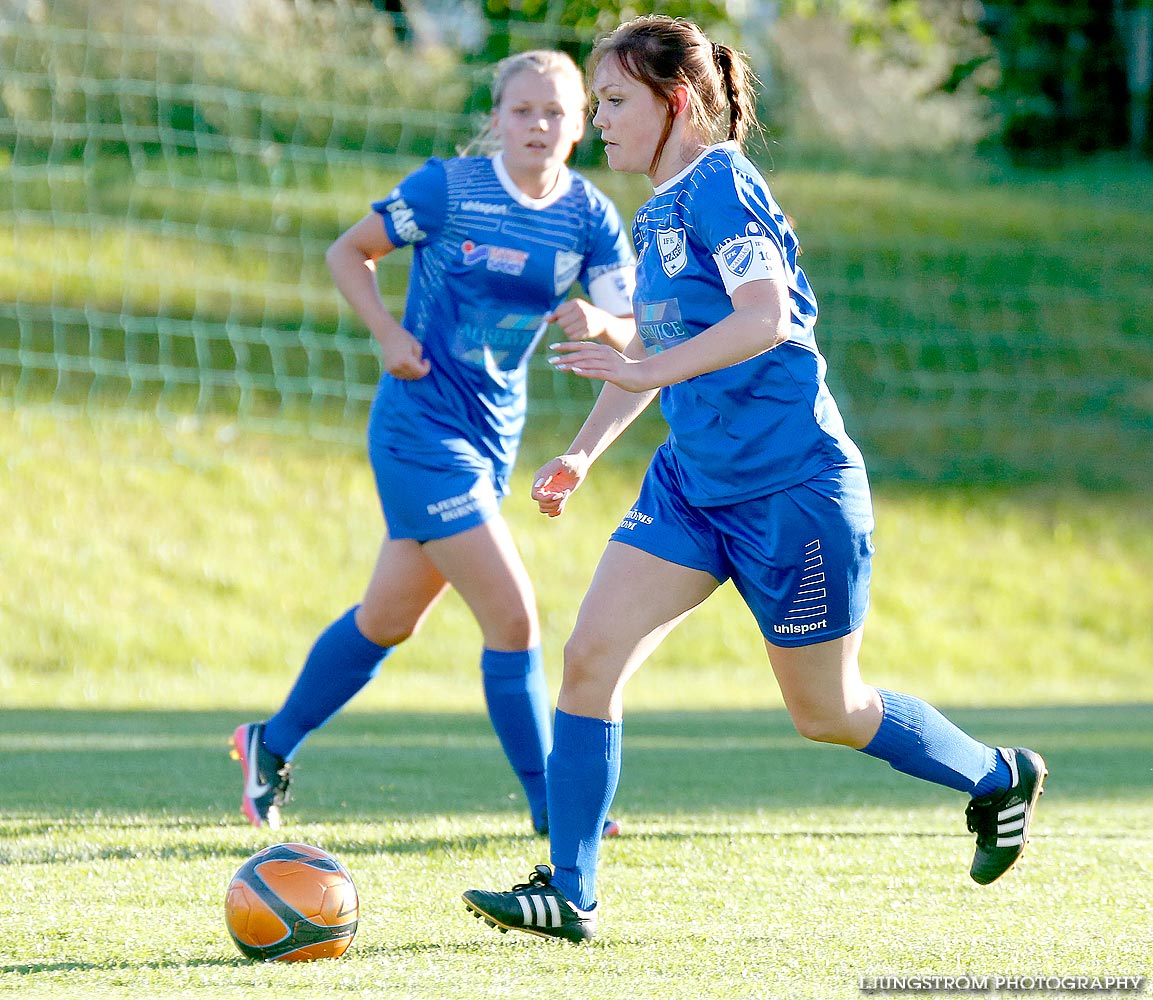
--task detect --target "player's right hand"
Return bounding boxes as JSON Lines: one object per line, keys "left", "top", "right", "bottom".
{"left": 549, "top": 298, "right": 606, "bottom": 342}
{"left": 531, "top": 455, "right": 588, "bottom": 518}
{"left": 380, "top": 330, "right": 430, "bottom": 380}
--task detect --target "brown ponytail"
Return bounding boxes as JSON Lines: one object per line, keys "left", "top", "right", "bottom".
{"left": 588, "top": 15, "right": 763, "bottom": 155}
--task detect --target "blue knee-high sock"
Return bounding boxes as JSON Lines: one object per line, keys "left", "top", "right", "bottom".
{"left": 860, "top": 689, "right": 1010, "bottom": 797}
{"left": 263, "top": 606, "right": 391, "bottom": 761}
{"left": 547, "top": 709, "right": 622, "bottom": 910}
{"left": 481, "top": 647, "right": 551, "bottom": 830}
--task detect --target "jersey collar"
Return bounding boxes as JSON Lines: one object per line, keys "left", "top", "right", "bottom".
{"left": 653, "top": 140, "right": 740, "bottom": 194}
{"left": 492, "top": 151, "right": 573, "bottom": 209}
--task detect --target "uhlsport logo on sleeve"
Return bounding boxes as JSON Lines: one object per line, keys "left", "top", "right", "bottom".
{"left": 656, "top": 226, "right": 687, "bottom": 276}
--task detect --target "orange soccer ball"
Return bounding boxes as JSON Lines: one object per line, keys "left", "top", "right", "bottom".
{"left": 224, "top": 842, "right": 359, "bottom": 962}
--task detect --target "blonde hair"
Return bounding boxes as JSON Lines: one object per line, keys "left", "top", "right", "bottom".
{"left": 588, "top": 15, "right": 761, "bottom": 173}
{"left": 462, "top": 49, "right": 586, "bottom": 156}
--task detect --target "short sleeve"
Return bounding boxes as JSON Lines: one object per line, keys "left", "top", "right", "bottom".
{"left": 691, "top": 162, "right": 788, "bottom": 296}
{"left": 580, "top": 189, "right": 637, "bottom": 315}
{"left": 372, "top": 158, "right": 448, "bottom": 248}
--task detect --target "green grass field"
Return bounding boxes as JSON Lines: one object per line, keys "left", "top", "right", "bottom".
{"left": 2, "top": 408, "right": 1151, "bottom": 999}
{"left": 3, "top": 9, "right": 1152, "bottom": 994}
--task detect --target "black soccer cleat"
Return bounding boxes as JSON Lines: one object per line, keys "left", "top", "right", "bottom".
{"left": 966, "top": 746, "right": 1047, "bottom": 885}
{"left": 230, "top": 722, "right": 293, "bottom": 830}
{"left": 463, "top": 864, "right": 597, "bottom": 943}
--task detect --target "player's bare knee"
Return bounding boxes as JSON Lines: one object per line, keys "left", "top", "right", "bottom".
{"left": 789, "top": 708, "right": 856, "bottom": 746}
{"left": 559, "top": 659, "right": 595, "bottom": 696}
{"left": 559, "top": 634, "right": 617, "bottom": 701}
{"left": 354, "top": 608, "right": 418, "bottom": 648}
{"left": 504, "top": 605, "right": 538, "bottom": 647}
{"left": 561, "top": 629, "right": 602, "bottom": 680}
{"left": 477, "top": 604, "right": 537, "bottom": 651}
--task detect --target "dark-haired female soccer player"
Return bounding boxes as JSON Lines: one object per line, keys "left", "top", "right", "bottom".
{"left": 231, "top": 50, "right": 635, "bottom": 838}
{"left": 463, "top": 16, "right": 1046, "bottom": 943}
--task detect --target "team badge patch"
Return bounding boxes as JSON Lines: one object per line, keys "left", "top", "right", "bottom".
{"left": 554, "top": 250, "right": 583, "bottom": 294}
{"left": 712, "top": 234, "right": 785, "bottom": 293}
{"left": 721, "top": 238, "right": 755, "bottom": 277}
{"left": 656, "top": 227, "right": 687, "bottom": 277}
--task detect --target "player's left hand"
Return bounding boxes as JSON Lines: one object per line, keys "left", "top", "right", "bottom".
{"left": 548, "top": 340, "right": 653, "bottom": 393}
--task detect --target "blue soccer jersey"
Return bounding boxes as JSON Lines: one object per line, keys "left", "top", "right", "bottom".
{"left": 632, "top": 142, "right": 862, "bottom": 505}
{"left": 371, "top": 153, "right": 636, "bottom": 488}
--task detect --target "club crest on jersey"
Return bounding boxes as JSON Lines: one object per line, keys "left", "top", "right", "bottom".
{"left": 554, "top": 250, "right": 583, "bottom": 294}
{"left": 720, "top": 238, "right": 755, "bottom": 278}
{"left": 656, "top": 227, "right": 687, "bottom": 277}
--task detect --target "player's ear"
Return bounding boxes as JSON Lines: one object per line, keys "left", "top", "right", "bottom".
{"left": 568, "top": 111, "right": 586, "bottom": 144}
{"left": 670, "top": 85, "right": 690, "bottom": 118}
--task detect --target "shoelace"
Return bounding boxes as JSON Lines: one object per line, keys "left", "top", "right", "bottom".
{"left": 964, "top": 796, "right": 1004, "bottom": 839}
{"left": 271, "top": 763, "right": 294, "bottom": 804}
{"left": 511, "top": 865, "right": 553, "bottom": 893}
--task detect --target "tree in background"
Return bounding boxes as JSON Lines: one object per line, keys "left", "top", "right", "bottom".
{"left": 477, "top": 0, "right": 736, "bottom": 60}
{"left": 465, "top": 0, "right": 1153, "bottom": 164}
{"left": 959, "top": 0, "right": 1150, "bottom": 164}
{"left": 781, "top": 0, "right": 1152, "bottom": 163}
{"left": 854, "top": 0, "right": 1151, "bottom": 164}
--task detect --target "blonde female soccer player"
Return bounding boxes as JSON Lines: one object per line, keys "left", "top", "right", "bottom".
{"left": 231, "top": 50, "right": 635, "bottom": 837}
{"left": 463, "top": 16, "right": 1046, "bottom": 943}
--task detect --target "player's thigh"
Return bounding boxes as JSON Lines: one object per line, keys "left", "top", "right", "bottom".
{"left": 566, "top": 541, "right": 719, "bottom": 685}
{"left": 357, "top": 537, "right": 450, "bottom": 646}
{"left": 581, "top": 447, "right": 728, "bottom": 662}
{"left": 422, "top": 515, "right": 538, "bottom": 649}
{"left": 763, "top": 626, "right": 881, "bottom": 748}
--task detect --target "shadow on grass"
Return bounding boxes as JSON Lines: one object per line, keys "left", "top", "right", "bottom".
{"left": 1, "top": 938, "right": 510, "bottom": 976}
{"left": 2, "top": 958, "right": 243, "bottom": 976}
{"left": 1, "top": 704, "right": 1150, "bottom": 827}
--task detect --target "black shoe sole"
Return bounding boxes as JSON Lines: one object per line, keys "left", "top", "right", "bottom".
{"left": 462, "top": 896, "right": 588, "bottom": 944}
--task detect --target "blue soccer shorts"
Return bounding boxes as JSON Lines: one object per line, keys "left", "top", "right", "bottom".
{"left": 368, "top": 434, "right": 506, "bottom": 543}
{"left": 608, "top": 446, "right": 875, "bottom": 646}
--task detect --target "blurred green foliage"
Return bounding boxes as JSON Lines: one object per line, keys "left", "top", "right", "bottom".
{"left": 1, "top": 0, "right": 1150, "bottom": 491}
{"left": 0, "top": 0, "right": 474, "bottom": 164}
